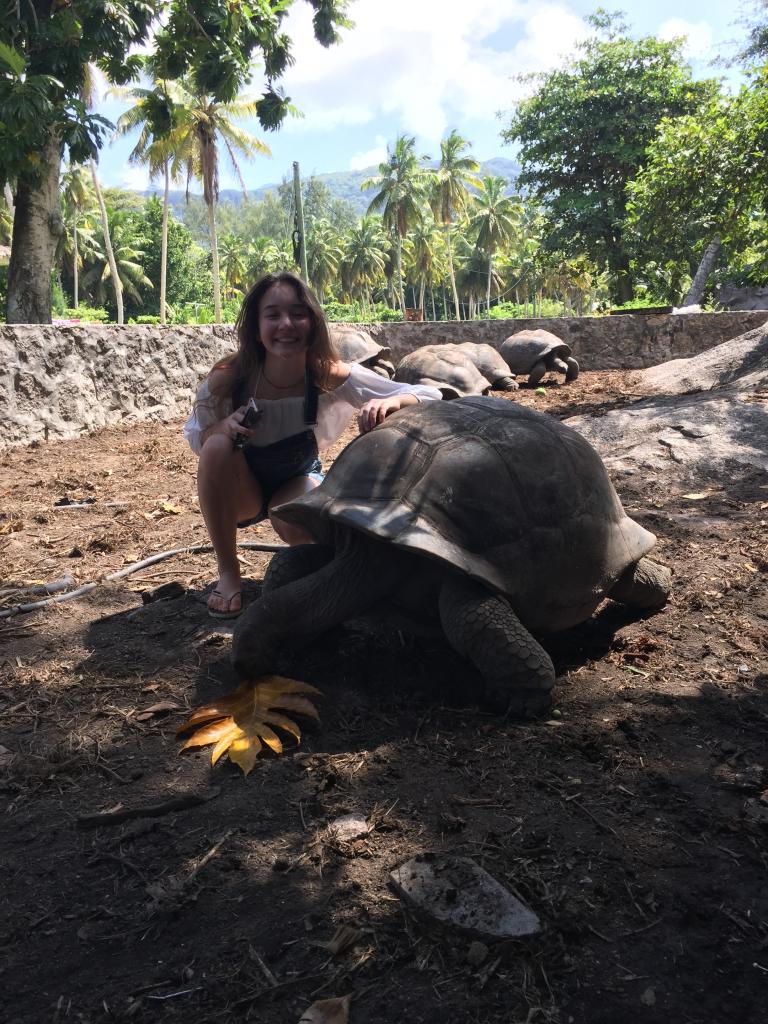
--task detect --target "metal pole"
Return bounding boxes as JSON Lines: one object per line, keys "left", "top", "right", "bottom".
{"left": 292, "top": 161, "right": 309, "bottom": 283}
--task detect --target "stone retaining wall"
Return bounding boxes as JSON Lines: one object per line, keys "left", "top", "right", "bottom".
{"left": 1, "top": 311, "right": 766, "bottom": 448}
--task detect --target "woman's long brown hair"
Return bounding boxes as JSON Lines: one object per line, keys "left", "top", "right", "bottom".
{"left": 207, "top": 272, "right": 338, "bottom": 412}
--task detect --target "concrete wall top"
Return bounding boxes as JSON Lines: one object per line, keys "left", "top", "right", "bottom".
{"left": 1, "top": 311, "right": 767, "bottom": 448}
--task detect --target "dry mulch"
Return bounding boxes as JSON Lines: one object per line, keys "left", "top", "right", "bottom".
{"left": 0, "top": 372, "right": 766, "bottom": 1024}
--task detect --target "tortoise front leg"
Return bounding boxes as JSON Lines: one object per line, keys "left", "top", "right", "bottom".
{"left": 565, "top": 356, "right": 580, "bottom": 382}
{"left": 438, "top": 576, "right": 554, "bottom": 719}
{"left": 263, "top": 545, "right": 335, "bottom": 592}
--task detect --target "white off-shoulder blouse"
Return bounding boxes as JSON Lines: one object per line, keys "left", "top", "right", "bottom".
{"left": 182, "top": 362, "right": 442, "bottom": 456}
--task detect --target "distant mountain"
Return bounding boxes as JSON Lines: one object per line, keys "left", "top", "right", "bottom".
{"left": 145, "top": 157, "right": 521, "bottom": 217}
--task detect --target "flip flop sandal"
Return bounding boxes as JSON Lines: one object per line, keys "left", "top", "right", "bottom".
{"left": 207, "top": 589, "right": 243, "bottom": 619}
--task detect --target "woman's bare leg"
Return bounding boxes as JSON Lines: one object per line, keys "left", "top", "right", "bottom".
{"left": 268, "top": 475, "right": 321, "bottom": 545}
{"left": 198, "top": 433, "right": 264, "bottom": 614}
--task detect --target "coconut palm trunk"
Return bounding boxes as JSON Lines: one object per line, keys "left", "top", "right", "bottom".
{"left": 90, "top": 159, "right": 123, "bottom": 324}
{"left": 160, "top": 161, "right": 170, "bottom": 324}
{"left": 447, "top": 232, "right": 461, "bottom": 320}
{"left": 486, "top": 253, "right": 493, "bottom": 319}
{"left": 207, "top": 198, "right": 222, "bottom": 322}
{"left": 72, "top": 218, "right": 79, "bottom": 308}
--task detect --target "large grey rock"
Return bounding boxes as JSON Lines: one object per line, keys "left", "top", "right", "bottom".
{"left": 569, "top": 324, "right": 768, "bottom": 479}
{"left": 390, "top": 855, "right": 541, "bottom": 940}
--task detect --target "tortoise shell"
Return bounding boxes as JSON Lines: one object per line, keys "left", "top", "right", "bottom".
{"left": 330, "top": 327, "right": 391, "bottom": 367}
{"left": 500, "top": 329, "right": 573, "bottom": 375}
{"left": 394, "top": 345, "right": 491, "bottom": 399}
{"left": 275, "top": 397, "right": 657, "bottom": 632}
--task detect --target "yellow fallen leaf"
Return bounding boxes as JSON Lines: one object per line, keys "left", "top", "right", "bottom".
{"left": 177, "top": 676, "right": 321, "bottom": 775}
{"left": 681, "top": 492, "right": 711, "bottom": 500}
{"left": 161, "top": 502, "right": 184, "bottom": 514}
{"left": 298, "top": 995, "right": 351, "bottom": 1024}
{"left": 0, "top": 520, "right": 24, "bottom": 535}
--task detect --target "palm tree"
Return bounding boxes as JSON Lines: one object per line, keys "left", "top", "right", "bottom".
{"left": 341, "top": 215, "right": 387, "bottom": 313}
{"left": 113, "top": 84, "right": 187, "bottom": 324}
{"left": 362, "top": 135, "right": 426, "bottom": 312}
{"left": 218, "top": 232, "right": 247, "bottom": 299}
{"left": 306, "top": 219, "right": 343, "bottom": 303}
{"left": 469, "top": 177, "right": 522, "bottom": 318}
{"left": 408, "top": 216, "right": 445, "bottom": 316}
{"left": 166, "top": 82, "right": 271, "bottom": 322}
{"left": 60, "top": 163, "right": 96, "bottom": 309}
{"left": 80, "top": 211, "right": 153, "bottom": 310}
{"left": 430, "top": 130, "right": 481, "bottom": 320}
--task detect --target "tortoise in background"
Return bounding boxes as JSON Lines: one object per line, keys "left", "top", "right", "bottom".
{"left": 454, "top": 342, "right": 518, "bottom": 391}
{"left": 233, "top": 398, "right": 671, "bottom": 718}
{"left": 330, "top": 326, "right": 395, "bottom": 378}
{"left": 394, "top": 345, "right": 491, "bottom": 398}
{"left": 501, "top": 329, "right": 579, "bottom": 385}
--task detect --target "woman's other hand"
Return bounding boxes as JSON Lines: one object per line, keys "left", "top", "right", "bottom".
{"left": 357, "top": 395, "right": 417, "bottom": 434}
{"left": 206, "top": 405, "right": 256, "bottom": 445}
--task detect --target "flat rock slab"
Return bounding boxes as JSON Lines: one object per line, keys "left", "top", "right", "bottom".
{"left": 390, "top": 855, "right": 540, "bottom": 940}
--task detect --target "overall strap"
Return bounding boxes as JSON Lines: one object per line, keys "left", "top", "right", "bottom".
{"left": 304, "top": 365, "right": 318, "bottom": 426}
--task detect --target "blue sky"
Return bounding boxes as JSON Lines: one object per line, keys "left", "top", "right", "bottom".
{"left": 94, "top": 0, "right": 750, "bottom": 192}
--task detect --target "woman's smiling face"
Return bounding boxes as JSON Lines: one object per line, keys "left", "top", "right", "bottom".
{"left": 258, "top": 281, "right": 313, "bottom": 359}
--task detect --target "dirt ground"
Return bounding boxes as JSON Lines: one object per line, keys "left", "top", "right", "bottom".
{"left": 1, "top": 372, "right": 767, "bottom": 1024}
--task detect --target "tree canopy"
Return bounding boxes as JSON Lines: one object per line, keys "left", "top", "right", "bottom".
{"left": 0, "top": 0, "right": 351, "bottom": 321}
{"left": 501, "top": 16, "right": 718, "bottom": 303}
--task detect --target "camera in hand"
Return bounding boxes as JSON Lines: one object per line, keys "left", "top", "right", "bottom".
{"left": 234, "top": 399, "right": 260, "bottom": 449}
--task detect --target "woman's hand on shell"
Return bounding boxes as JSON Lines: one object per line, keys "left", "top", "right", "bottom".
{"left": 358, "top": 397, "right": 402, "bottom": 434}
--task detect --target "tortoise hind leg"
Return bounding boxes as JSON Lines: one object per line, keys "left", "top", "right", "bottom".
{"left": 438, "top": 576, "right": 554, "bottom": 719}
{"left": 608, "top": 557, "right": 671, "bottom": 609}
{"left": 527, "top": 360, "right": 548, "bottom": 387}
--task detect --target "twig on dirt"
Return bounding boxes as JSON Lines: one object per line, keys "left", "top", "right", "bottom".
{"left": 86, "top": 851, "right": 148, "bottom": 883}
{"left": 540, "top": 779, "right": 618, "bottom": 837}
{"left": 186, "top": 829, "right": 232, "bottom": 885}
{"left": 0, "top": 541, "right": 287, "bottom": 619}
{"left": 619, "top": 917, "right": 663, "bottom": 938}
{"left": 76, "top": 786, "right": 221, "bottom": 829}
{"left": 249, "top": 946, "right": 279, "bottom": 987}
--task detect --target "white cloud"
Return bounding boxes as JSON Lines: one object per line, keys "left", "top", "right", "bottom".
{"left": 275, "top": 1, "right": 590, "bottom": 148}
{"left": 657, "top": 18, "right": 714, "bottom": 61}
{"left": 118, "top": 165, "right": 150, "bottom": 191}
{"left": 349, "top": 135, "right": 389, "bottom": 171}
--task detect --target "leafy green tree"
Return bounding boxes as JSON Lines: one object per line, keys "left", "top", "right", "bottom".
{"left": 734, "top": 0, "right": 768, "bottom": 66}
{"left": 244, "top": 236, "right": 292, "bottom": 285}
{"left": 0, "top": 1, "right": 351, "bottom": 322}
{"left": 468, "top": 176, "right": 522, "bottom": 317}
{"left": 306, "top": 219, "right": 342, "bottom": 302}
{"left": 80, "top": 209, "right": 152, "bottom": 314}
{"left": 430, "top": 130, "right": 480, "bottom": 320}
{"left": 139, "top": 195, "right": 208, "bottom": 313}
{"left": 218, "top": 232, "right": 247, "bottom": 299}
{"left": 59, "top": 163, "right": 95, "bottom": 308}
{"left": 161, "top": 81, "right": 272, "bottom": 322}
{"left": 362, "top": 135, "right": 427, "bottom": 311}
{"left": 340, "top": 214, "right": 387, "bottom": 312}
{"left": 501, "top": 15, "right": 717, "bottom": 303}
{"left": 407, "top": 216, "right": 446, "bottom": 316}
{"left": 627, "top": 74, "right": 768, "bottom": 304}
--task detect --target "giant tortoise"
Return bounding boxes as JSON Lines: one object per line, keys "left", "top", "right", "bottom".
{"left": 455, "top": 342, "right": 518, "bottom": 391}
{"left": 394, "top": 345, "right": 491, "bottom": 398}
{"left": 233, "top": 398, "right": 671, "bottom": 718}
{"left": 501, "top": 329, "right": 579, "bottom": 385}
{"left": 330, "top": 326, "right": 395, "bottom": 378}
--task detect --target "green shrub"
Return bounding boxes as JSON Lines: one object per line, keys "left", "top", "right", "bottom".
{"left": 62, "top": 305, "right": 110, "bottom": 322}
{"left": 129, "top": 315, "right": 162, "bottom": 325}
{"left": 487, "top": 298, "right": 566, "bottom": 319}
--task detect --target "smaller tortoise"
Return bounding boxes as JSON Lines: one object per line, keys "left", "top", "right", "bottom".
{"left": 501, "top": 329, "right": 579, "bottom": 385}
{"left": 394, "top": 345, "right": 491, "bottom": 399}
{"left": 330, "top": 326, "right": 395, "bottom": 378}
{"left": 232, "top": 398, "right": 671, "bottom": 718}
{"left": 455, "top": 342, "right": 518, "bottom": 391}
